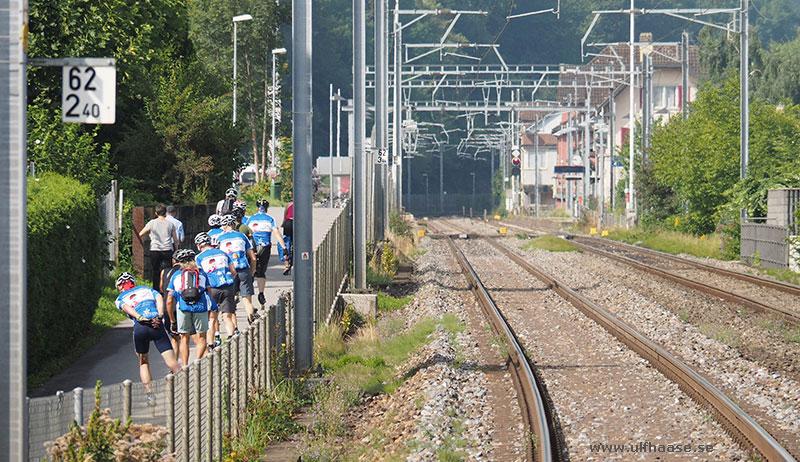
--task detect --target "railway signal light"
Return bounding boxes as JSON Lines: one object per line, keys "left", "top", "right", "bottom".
{"left": 511, "top": 154, "right": 521, "bottom": 176}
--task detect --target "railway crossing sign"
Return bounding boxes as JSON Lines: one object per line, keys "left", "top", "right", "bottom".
{"left": 62, "top": 64, "right": 116, "bottom": 124}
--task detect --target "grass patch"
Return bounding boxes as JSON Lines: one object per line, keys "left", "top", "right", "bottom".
{"left": 225, "top": 379, "right": 307, "bottom": 461}
{"left": 29, "top": 280, "right": 129, "bottom": 390}
{"left": 316, "top": 314, "right": 463, "bottom": 395}
{"left": 759, "top": 319, "right": 800, "bottom": 344}
{"left": 606, "top": 227, "right": 723, "bottom": 259}
{"left": 378, "top": 292, "right": 414, "bottom": 312}
{"left": 757, "top": 267, "right": 800, "bottom": 286}
{"left": 522, "top": 235, "right": 580, "bottom": 252}
{"left": 367, "top": 265, "right": 394, "bottom": 286}
{"left": 700, "top": 323, "right": 741, "bottom": 348}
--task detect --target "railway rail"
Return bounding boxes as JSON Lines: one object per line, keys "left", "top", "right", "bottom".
{"left": 436, "top": 219, "right": 796, "bottom": 462}
{"left": 494, "top": 220, "right": 800, "bottom": 328}
{"left": 431, "top": 220, "right": 555, "bottom": 462}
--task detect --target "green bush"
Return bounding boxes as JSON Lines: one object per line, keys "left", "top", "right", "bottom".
{"left": 388, "top": 211, "right": 411, "bottom": 238}
{"left": 28, "top": 173, "right": 104, "bottom": 378}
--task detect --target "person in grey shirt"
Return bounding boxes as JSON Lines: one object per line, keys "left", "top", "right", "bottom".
{"left": 139, "top": 205, "right": 179, "bottom": 288}
{"left": 165, "top": 205, "right": 185, "bottom": 245}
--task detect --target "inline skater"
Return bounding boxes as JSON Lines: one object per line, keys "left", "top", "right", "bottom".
{"left": 217, "top": 214, "right": 258, "bottom": 324}
{"left": 207, "top": 214, "right": 223, "bottom": 247}
{"left": 115, "top": 272, "right": 181, "bottom": 397}
{"left": 280, "top": 201, "right": 293, "bottom": 275}
{"left": 245, "top": 199, "right": 286, "bottom": 308}
{"left": 166, "top": 249, "right": 217, "bottom": 365}
{"left": 195, "top": 232, "right": 240, "bottom": 342}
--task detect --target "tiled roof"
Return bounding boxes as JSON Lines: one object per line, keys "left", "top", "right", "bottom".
{"left": 521, "top": 132, "right": 558, "bottom": 146}
{"left": 556, "top": 42, "right": 699, "bottom": 108}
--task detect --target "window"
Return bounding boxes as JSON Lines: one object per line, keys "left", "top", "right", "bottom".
{"left": 654, "top": 86, "right": 678, "bottom": 109}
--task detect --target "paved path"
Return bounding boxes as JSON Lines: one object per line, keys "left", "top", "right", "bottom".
{"left": 30, "top": 206, "right": 344, "bottom": 398}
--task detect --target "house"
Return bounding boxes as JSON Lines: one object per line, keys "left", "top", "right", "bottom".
{"left": 516, "top": 111, "right": 560, "bottom": 209}
{"left": 550, "top": 33, "right": 699, "bottom": 211}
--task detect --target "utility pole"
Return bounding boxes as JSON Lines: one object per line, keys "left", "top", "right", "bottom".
{"left": 740, "top": 0, "right": 749, "bottom": 183}
{"left": 292, "top": 0, "right": 314, "bottom": 371}
{"left": 682, "top": 30, "right": 689, "bottom": 120}
{"left": 609, "top": 82, "right": 615, "bottom": 210}
{"left": 439, "top": 142, "right": 444, "bottom": 214}
{"left": 641, "top": 58, "right": 649, "bottom": 155}
{"left": 353, "top": 0, "right": 367, "bottom": 288}
{"left": 375, "top": 0, "right": 388, "bottom": 234}
{"left": 627, "top": 0, "right": 636, "bottom": 225}
{"left": 534, "top": 120, "right": 540, "bottom": 216}
{"left": 393, "top": 0, "right": 403, "bottom": 211}
{"left": 329, "top": 83, "right": 334, "bottom": 207}
{"left": 583, "top": 98, "right": 590, "bottom": 207}
{"left": 1, "top": 0, "right": 28, "bottom": 458}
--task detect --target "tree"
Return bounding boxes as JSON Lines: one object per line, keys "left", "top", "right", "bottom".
{"left": 753, "top": 29, "right": 800, "bottom": 104}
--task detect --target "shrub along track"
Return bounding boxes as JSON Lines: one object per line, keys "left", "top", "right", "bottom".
{"left": 433, "top": 220, "right": 754, "bottom": 462}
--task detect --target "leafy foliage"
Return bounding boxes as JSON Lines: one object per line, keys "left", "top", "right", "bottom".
{"left": 28, "top": 173, "right": 104, "bottom": 376}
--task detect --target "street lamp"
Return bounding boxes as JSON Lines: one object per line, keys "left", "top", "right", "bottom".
{"left": 270, "top": 47, "right": 287, "bottom": 199}
{"left": 232, "top": 14, "right": 253, "bottom": 125}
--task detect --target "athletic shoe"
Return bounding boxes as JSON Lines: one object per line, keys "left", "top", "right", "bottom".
{"left": 146, "top": 393, "right": 157, "bottom": 407}
{"left": 258, "top": 292, "right": 266, "bottom": 306}
{"left": 233, "top": 328, "right": 241, "bottom": 336}
{"left": 207, "top": 343, "right": 215, "bottom": 351}
{"left": 214, "top": 335, "right": 222, "bottom": 347}
{"left": 283, "top": 268, "right": 291, "bottom": 276}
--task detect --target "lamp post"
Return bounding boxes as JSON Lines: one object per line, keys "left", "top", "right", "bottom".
{"left": 270, "top": 47, "right": 287, "bottom": 199}
{"left": 422, "top": 173, "right": 429, "bottom": 213}
{"left": 232, "top": 14, "right": 253, "bottom": 126}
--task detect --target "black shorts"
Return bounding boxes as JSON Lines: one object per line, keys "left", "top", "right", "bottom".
{"left": 254, "top": 244, "right": 271, "bottom": 278}
{"left": 282, "top": 218, "right": 293, "bottom": 238}
{"left": 209, "top": 285, "right": 236, "bottom": 314}
{"left": 133, "top": 321, "right": 173, "bottom": 355}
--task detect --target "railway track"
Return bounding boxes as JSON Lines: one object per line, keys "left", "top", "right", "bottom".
{"left": 494, "top": 220, "right": 800, "bottom": 328}
{"left": 431, "top": 220, "right": 555, "bottom": 462}
{"left": 438, "top": 219, "right": 796, "bottom": 462}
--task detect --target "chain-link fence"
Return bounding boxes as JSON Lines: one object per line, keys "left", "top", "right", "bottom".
{"left": 27, "top": 297, "right": 292, "bottom": 462}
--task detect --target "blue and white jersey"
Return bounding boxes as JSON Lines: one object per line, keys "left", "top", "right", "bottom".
{"left": 167, "top": 269, "right": 214, "bottom": 313}
{"left": 115, "top": 286, "right": 161, "bottom": 320}
{"left": 208, "top": 227, "right": 224, "bottom": 247}
{"left": 245, "top": 213, "right": 277, "bottom": 246}
{"left": 196, "top": 248, "right": 235, "bottom": 288}
{"left": 217, "top": 231, "right": 252, "bottom": 269}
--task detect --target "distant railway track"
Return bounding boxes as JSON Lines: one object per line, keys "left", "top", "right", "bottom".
{"left": 439, "top": 219, "right": 796, "bottom": 462}
{"left": 433, "top": 221, "right": 555, "bottom": 462}
{"left": 492, "top": 220, "right": 800, "bottom": 328}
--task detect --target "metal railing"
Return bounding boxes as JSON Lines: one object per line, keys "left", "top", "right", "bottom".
{"left": 27, "top": 294, "right": 292, "bottom": 462}
{"left": 313, "top": 200, "right": 352, "bottom": 331}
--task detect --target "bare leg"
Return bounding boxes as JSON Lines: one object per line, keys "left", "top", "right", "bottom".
{"left": 242, "top": 295, "right": 255, "bottom": 316}
{"left": 222, "top": 312, "right": 236, "bottom": 336}
{"left": 206, "top": 311, "right": 218, "bottom": 345}
{"left": 192, "top": 333, "right": 208, "bottom": 360}
{"left": 160, "top": 350, "right": 182, "bottom": 374}
{"left": 256, "top": 277, "right": 266, "bottom": 295}
{"left": 138, "top": 353, "right": 152, "bottom": 393}
{"left": 179, "top": 334, "right": 191, "bottom": 366}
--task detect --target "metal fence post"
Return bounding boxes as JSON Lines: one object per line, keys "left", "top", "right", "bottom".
{"left": 181, "top": 368, "right": 189, "bottom": 462}
{"left": 73, "top": 387, "right": 84, "bottom": 425}
{"left": 224, "top": 339, "right": 231, "bottom": 436}
{"left": 245, "top": 330, "right": 252, "bottom": 392}
{"left": 214, "top": 348, "right": 223, "bottom": 461}
{"left": 268, "top": 306, "right": 275, "bottom": 389}
{"left": 206, "top": 355, "right": 213, "bottom": 462}
{"left": 232, "top": 334, "right": 240, "bottom": 433}
{"left": 167, "top": 374, "right": 175, "bottom": 453}
{"left": 194, "top": 364, "right": 201, "bottom": 461}
{"left": 122, "top": 380, "right": 132, "bottom": 421}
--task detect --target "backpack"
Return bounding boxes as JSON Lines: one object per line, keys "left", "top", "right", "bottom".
{"left": 180, "top": 268, "right": 202, "bottom": 304}
{"left": 220, "top": 198, "right": 235, "bottom": 216}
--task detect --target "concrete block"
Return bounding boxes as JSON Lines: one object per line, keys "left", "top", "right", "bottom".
{"left": 341, "top": 293, "right": 378, "bottom": 318}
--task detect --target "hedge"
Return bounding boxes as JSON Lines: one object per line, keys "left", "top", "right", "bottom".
{"left": 28, "top": 173, "right": 104, "bottom": 376}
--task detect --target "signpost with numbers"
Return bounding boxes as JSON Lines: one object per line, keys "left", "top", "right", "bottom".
{"left": 28, "top": 57, "right": 117, "bottom": 124}
{"left": 374, "top": 148, "right": 388, "bottom": 165}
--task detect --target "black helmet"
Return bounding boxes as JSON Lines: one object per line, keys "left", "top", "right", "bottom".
{"left": 225, "top": 187, "right": 238, "bottom": 198}
{"left": 194, "top": 232, "right": 212, "bottom": 248}
{"left": 172, "top": 248, "right": 196, "bottom": 263}
{"left": 221, "top": 214, "right": 237, "bottom": 228}
{"left": 115, "top": 272, "right": 135, "bottom": 288}
{"left": 256, "top": 199, "right": 269, "bottom": 210}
